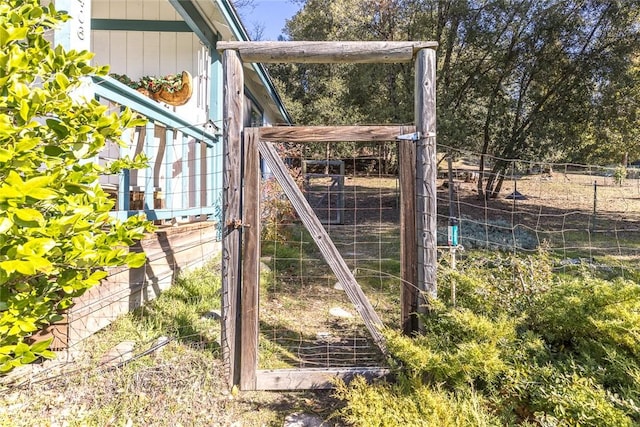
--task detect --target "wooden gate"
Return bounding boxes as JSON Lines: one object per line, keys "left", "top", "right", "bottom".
{"left": 218, "top": 41, "right": 438, "bottom": 390}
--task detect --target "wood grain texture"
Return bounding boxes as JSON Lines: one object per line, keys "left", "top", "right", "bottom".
{"left": 259, "top": 141, "right": 387, "bottom": 354}
{"left": 217, "top": 41, "right": 438, "bottom": 64}
{"left": 414, "top": 49, "right": 438, "bottom": 325}
{"left": 221, "top": 49, "right": 244, "bottom": 388}
{"left": 259, "top": 126, "right": 415, "bottom": 143}
{"left": 239, "top": 128, "right": 260, "bottom": 391}
{"left": 398, "top": 126, "right": 419, "bottom": 335}
{"left": 256, "top": 368, "right": 390, "bottom": 391}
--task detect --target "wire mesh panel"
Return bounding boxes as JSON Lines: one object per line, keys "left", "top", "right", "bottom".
{"left": 437, "top": 147, "right": 640, "bottom": 272}
{"left": 255, "top": 139, "right": 640, "bottom": 384}
{"left": 259, "top": 141, "right": 403, "bottom": 373}
{"left": 302, "top": 160, "right": 345, "bottom": 225}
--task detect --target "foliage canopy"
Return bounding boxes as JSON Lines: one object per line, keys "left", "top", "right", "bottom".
{"left": 271, "top": 0, "right": 640, "bottom": 195}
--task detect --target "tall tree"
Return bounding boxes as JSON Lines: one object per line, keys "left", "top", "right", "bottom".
{"left": 270, "top": 0, "right": 640, "bottom": 192}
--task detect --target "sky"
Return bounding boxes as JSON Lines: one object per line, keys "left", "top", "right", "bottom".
{"left": 238, "top": 0, "right": 303, "bottom": 41}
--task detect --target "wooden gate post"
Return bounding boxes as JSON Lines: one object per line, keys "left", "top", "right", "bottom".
{"left": 239, "top": 128, "right": 261, "bottom": 390}
{"left": 414, "top": 48, "right": 438, "bottom": 327}
{"left": 399, "top": 126, "right": 418, "bottom": 335}
{"left": 221, "top": 48, "right": 244, "bottom": 387}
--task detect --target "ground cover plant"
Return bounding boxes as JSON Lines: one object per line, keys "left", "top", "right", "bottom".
{"left": 336, "top": 251, "right": 640, "bottom": 426}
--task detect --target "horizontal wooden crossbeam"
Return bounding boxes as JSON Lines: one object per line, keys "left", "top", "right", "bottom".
{"left": 256, "top": 367, "right": 391, "bottom": 390}
{"left": 258, "top": 125, "right": 416, "bottom": 143}
{"left": 216, "top": 41, "right": 438, "bottom": 63}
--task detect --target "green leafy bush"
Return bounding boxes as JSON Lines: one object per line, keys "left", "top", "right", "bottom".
{"left": 335, "top": 376, "right": 504, "bottom": 427}
{"left": 261, "top": 178, "right": 298, "bottom": 243}
{"left": 0, "top": 0, "right": 151, "bottom": 373}
{"left": 260, "top": 144, "right": 304, "bottom": 243}
{"left": 336, "top": 252, "right": 640, "bottom": 426}
{"left": 613, "top": 165, "right": 627, "bottom": 186}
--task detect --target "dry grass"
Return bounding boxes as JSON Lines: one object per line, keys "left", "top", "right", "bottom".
{"left": 0, "top": 347, "right": 341, "bottom": 426}
{"left": 0, "top": 263, "right": 344, "bottom": 427}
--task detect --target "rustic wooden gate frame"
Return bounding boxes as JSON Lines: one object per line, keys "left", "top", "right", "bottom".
{"left": 218, "top": 41, "right": 438, "bottom": 390}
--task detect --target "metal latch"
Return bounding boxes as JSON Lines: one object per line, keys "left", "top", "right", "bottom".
{"left": 226, "top": 219, "right": 249, "bottom": 229}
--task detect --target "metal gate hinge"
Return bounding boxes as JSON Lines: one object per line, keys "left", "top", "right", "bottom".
{"left": 397, "top": 132, "right": 420, "bottom": 141}
{"left": 396, "top": 131, "right": 436, "bottom": 141}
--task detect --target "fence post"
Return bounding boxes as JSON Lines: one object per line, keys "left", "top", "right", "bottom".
{"left": 399, "top": 126, "right": 418, "bottom": 334}
{"left": 447, "top": 154, "right": 458, "bottom": 275}
{"left": 592, "top": 180, "right": 597, "bottom": 232}
{"left": 414, "top": 48, "right": 438, "bottom": 328}
{"left": 221, "top": 48, "right": 244, "bottom": 388}
{"left": 239, "top": 128, "right": 260, "bottom": 391}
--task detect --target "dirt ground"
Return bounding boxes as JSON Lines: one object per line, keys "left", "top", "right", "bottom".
{"left": 335, "top": 172, "right": 640, "bottom": 230}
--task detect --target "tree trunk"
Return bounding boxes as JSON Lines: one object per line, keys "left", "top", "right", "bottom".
{"left": 478, "top": 122, "right": 492, "bottom": 199}
{"left": 485, "top": 159, "right": 509, "bottom": 199}
{"left": 478, "top": 154, "right": 485, "bottom": 199}
{"left": 492, "top": 173, "right": 506, "bottom": 199}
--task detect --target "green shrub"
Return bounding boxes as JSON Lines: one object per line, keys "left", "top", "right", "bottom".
{"left": 438, "top": 251, "right": 554, "bottom": 317}
{"left": 0, "top": 0, "right": 150, "bottom": 373}
{"left": 613, "top": 165, "right": 627, "bottom": 186}
{"left": 335, "top": 376, "right": 503, "bottom": 427}
{"left": 261, "top": 178, "right": 297, "bottom": 243}
{"left": 385, "top": 304, "right": 515, "bottom": 390}
{"left": 335, "top": 252, "right": 640, "bottom": 426}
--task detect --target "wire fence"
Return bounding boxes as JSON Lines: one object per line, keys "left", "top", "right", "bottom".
{"left": 259, "top": 142, "right": 640, "bottom": 370}
{"left": 440, "top": 148, "right": 640, "bottom": 261}
{"left": 4, "top": 139, "right": 639, "bottom": 385}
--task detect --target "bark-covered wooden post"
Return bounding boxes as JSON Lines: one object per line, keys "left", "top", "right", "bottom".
{"left": 221, "top": 48, "right": 244, "bottom": 387}
{"left": 414, "top": 48, "right": 438, "bottom": 327}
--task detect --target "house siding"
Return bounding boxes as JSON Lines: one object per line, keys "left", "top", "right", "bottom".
{"left": 37, "top": 0, "right": 290, "bottom": 349}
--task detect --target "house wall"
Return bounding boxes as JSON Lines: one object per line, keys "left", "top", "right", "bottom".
{"left": 92, "top": 0, "right": 181, "bottom": 21}
{"left": 34, "top": 0, "right": 288, "bottom": 350}
{"left": 90, "top": 29, "right": 210, "bottom": 128}
{"left": 91, "top": 0, "right": 204, "bottom": 97}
